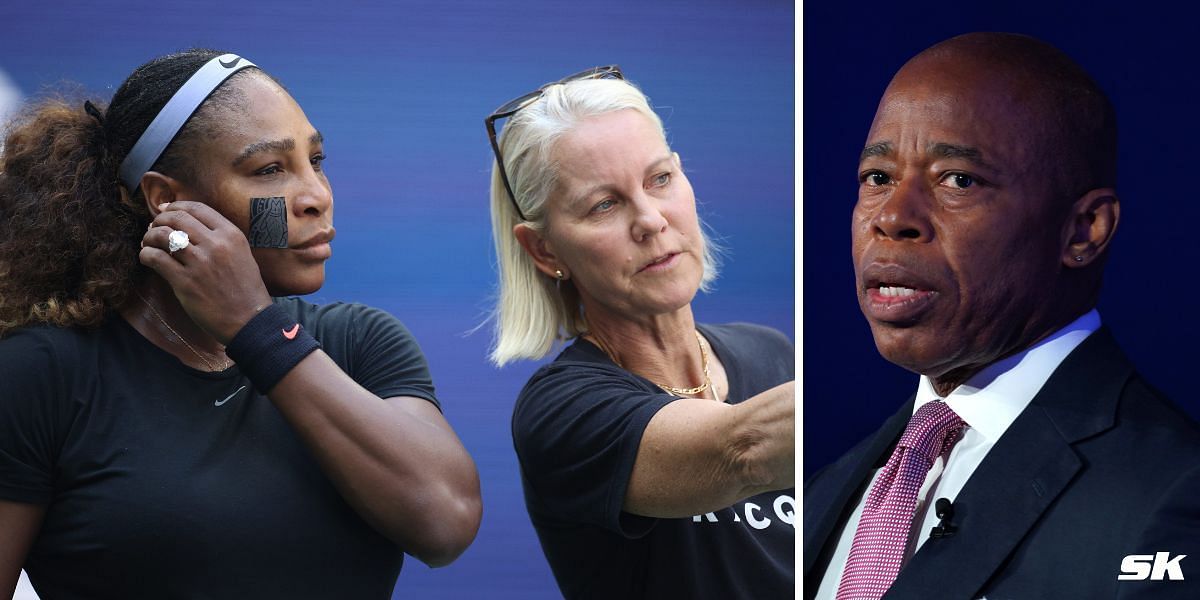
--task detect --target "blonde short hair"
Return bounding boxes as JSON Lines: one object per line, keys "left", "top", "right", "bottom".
{"left": 488, "top": 77, "right": 719, "bottom": 366}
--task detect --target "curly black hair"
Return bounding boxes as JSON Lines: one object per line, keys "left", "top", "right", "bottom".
{"left": 0, "top": 49, "right": 266, "bottom": 336}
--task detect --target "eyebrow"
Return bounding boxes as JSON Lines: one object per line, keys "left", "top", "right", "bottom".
{"left": 929, "top": 142, "right": 992, "bottom": 167}
{"left": 568, "top": 182, "right": 614, "bottom": 211}
{"left": 859, "top": 142, "right": 892, "bottom": 164}
{"left": 568, "top": 154, "right": 676, "bottom": 208}
{"left": 645, "top": 154, "right": 674, "bottom": 173}
{"left": 859, "top": 141, "right": 998, "bottom": 172}
{"left": 232, "top": 131, "right": 324, "bottom": 167}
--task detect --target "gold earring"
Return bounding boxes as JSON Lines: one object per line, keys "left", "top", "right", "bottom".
{"left": 555, "top": 269, "right": 565, "bottom": 280}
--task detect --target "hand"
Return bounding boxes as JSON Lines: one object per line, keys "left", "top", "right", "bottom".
{"left": 139, "top": 201, "right": 272, "bottom": 343}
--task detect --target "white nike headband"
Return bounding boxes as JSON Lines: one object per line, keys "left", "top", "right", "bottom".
{"left": 118, "top": 53, "right": 258, "bottom": 192}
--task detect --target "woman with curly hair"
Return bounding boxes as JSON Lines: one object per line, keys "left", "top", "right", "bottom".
{"left": 0, "top": 50, "right": 481, "bottom": 598}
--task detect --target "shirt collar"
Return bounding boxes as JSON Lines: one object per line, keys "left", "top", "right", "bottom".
{"left": 913, "top": 310, "right": 1101, "bottom": 442}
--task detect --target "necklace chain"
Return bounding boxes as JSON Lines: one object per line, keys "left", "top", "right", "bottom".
{"left": 591, "top": 329, "right": 713, "bottom": 397}
{"left": 135, "top": 292, "right": 230, "bottom": 372}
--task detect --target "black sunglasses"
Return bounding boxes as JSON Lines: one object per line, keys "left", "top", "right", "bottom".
{"left": 485, "top": 65, "right": 625, "bottom": 221}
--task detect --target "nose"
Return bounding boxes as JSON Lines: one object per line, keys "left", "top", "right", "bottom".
{"left": 291, "top": 165, "right": 333, "bottom": 218}
{"left": 871, "top": 177, "right": 931, "bottom": 242}
{"left": 630, "top": 193, "right": 669, "bottom": 242}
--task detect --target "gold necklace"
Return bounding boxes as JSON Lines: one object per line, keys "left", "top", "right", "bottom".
{"left": 590, "top": 329, "right": 712, "bottom": 397}
{"left": 135, "top": 292, "right": 231, "bottom": 372}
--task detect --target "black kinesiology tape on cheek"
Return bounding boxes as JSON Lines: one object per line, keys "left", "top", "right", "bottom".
{"left": 248, "top": 197, "right": 289, "bottom": 248}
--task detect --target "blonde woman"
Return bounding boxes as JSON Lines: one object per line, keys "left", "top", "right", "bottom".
{"left": 486, "top": 67, "right": 795, "bottom": 599}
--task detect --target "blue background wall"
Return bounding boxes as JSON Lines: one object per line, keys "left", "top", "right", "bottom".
{"left": 804, "top": 4, "right": 1200, "bottom": 478}
{"left": 1, "top": 1, "right": 794, "bottom": 597}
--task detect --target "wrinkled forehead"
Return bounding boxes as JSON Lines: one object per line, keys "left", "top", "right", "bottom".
{"left": 867, "top": 57, "right": 1061, "bottom": 162}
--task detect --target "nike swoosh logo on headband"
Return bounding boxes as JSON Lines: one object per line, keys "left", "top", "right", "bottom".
{"left": 219, "top": 56, "right": 242, "bottom": 69}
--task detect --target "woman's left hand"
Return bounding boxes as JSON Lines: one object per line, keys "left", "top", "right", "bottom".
{"left": 139, "top": 200, "right": 272, "bottom": 343}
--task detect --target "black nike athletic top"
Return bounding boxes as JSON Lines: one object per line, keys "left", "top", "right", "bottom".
{"left": 0, "top": 297, "right": 436, "bottom": 599}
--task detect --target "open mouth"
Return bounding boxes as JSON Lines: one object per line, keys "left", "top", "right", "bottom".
{"left": 867, "top": 283, "right": 933, "bottom": 303}
{"left": 863, "top": 282, "right": 937, "bottom": 322}
{"left": 859, "top": 259, "right": 942, "bottom": 323}
{"left": 876, "top": 284, "right": 919, "bottom": 298}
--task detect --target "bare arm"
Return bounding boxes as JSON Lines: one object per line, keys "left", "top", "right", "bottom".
{"left": 0, "top": 500, "right": 44, "bottom": 599}
{"left": 624, "top": 380, "right": 794, "bottom": 518}
{"left": 266, "top": 354, "right": 482, "bottom": 567}
{"left": 139, "top": 202, "right": 482, "bottom": 567}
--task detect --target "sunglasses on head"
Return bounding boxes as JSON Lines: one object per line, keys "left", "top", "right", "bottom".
{"left": 485, "top": 65, "right": 625, "bottom": 221}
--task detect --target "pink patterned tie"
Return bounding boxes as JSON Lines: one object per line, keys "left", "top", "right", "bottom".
{"left": 836, "top": 400, "right": 966, "bottom": 600}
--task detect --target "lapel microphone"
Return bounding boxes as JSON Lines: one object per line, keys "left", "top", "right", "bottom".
{"left": 929, "top": 497, "right": 958, "bottom": 539}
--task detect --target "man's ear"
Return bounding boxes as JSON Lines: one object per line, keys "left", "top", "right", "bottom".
{"left": 1062, "top": 188, "right": 1120, "bottom": 267}
{"left": 139, "top": 171, "right": 184, "bottom": 217}
{"left": 513, "top": 223, "right": 567, "bottom": 280}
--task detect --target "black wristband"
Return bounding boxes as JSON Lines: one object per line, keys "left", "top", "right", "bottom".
{"left": 226, "top": 303, "right": 321, "bottom": 394}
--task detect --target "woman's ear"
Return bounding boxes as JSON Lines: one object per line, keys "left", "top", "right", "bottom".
{"left": 514, "top": 223, "right": 566, "bottom": 280}
{"left": 139, "top": 171, "right": 182, "bottom": 217}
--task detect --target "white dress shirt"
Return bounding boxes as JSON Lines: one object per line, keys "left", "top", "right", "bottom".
{"left": 814, "top": 310, "right": 1100, "bottom": 600}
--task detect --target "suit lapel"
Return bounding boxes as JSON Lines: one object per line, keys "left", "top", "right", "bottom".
{"left": 884, "top": 405, "right": 1084, "bottom": 598}
{"left": 885, "top": 328, "right": 1133, "bottom": 599}
{"left": 803, "top": 400, "right": 912, "bottom": 582}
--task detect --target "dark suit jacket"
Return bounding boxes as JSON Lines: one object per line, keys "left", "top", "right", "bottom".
{"left": 803, "top": 329, "right": 1200, "bottom": 599}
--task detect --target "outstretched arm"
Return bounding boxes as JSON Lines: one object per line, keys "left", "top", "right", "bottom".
{"left": 624, "top": 381, "right": 794, "bottom": 518}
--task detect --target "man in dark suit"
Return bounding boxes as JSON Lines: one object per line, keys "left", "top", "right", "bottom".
{"left": 803, "top": 32, "right": 1200, "bottom": 599}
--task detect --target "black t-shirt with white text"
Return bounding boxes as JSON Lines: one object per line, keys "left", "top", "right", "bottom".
{"left": 0, "top": 297, "right": 437, "bottom": 599}
{"left": 513, "top": 322, "right": 795, "bottom": 599}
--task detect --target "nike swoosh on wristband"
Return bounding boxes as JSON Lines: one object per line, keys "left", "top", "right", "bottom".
{"left": 215, "top": 385, "right": 247, "bottom": 407}
{"left": 282, "top": 324, "right": 300, "bottom": 340}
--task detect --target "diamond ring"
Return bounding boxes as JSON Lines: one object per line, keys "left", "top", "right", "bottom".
{"left": 167, "top": 230, "right": 191, "bottom": 254}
